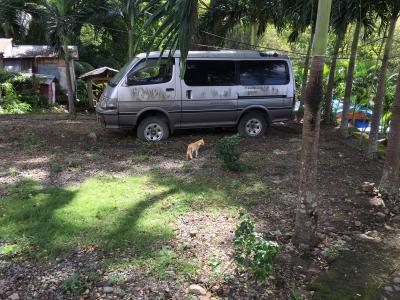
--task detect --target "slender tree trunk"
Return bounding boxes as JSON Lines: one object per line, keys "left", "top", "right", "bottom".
{"left": 293, "top": 0, "right": 332, "bottom": 249}
{"left": 380, "top": 69, "right": 400, "bottom": 195}
{"left": 367, "top": 14, "right": 398, "bottom": 158}
{"left": 323, "top": 27, "right": 346, "bottom": 123}
{"left": 190, "top": 0, "right": 200, "bottom": 50}
{"left": 296, "top": 28, "right": 315, "bottom": 121}
{"left": 250, "top": 20, "right": 258, "bottom": 47}
{"left": 127, "top": 26, "right": 134, "bottom": 60}
{"left": 63, "top": 39, "right": 75, "bottom": 115}
{"left": 340, "top": 20, "right": 361, "bottom": 137}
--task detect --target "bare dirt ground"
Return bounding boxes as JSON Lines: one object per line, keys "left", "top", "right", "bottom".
{"left": 1, "top": 115, "right": 400, "bottom": 300}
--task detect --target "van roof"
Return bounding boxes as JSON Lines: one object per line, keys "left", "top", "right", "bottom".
{"left": 137, "top": 50, "right": 289, "bottom": 60}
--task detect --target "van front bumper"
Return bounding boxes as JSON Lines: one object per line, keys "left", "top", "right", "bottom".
{"left": 96, "top": 106, "right": 119, "bottom": 129}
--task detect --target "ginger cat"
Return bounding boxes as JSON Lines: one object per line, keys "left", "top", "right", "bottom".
{"left": 186, "top": 139, "right": 205, "bottom": 160}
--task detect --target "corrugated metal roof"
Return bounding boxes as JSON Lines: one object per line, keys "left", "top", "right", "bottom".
{"left": 2, "top": 43, "right": 78, "bottom": 59}
{"left": 79, "top": 67, "right": 118, "bottom": 80}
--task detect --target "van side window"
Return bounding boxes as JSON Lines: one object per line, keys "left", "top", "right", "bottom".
{"left": 239, "top": 61, "right": 289, "bottom": 85}
{"left": 127, "top": 59, "right": 172, "bottom": 86}
{"left": 184, "top": 60, "right": 235, "bottom": 86}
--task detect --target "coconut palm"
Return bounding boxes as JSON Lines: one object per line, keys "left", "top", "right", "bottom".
{"left": 339, "top": 0, "right": 377, "bottom": 137}
{"left": 108, "top": 0, "right": 141, "bottom": 60}
{"left": 367, "top": 0, "right": 400, "bottom": 158}
{"left": 34, "top": 0, "right": 96, "bottom": 114}
{"left": 380, "top": 70, "right": 400, "bottom": 195}
{"left": 0, "top": 0, "right": 27, "bottom": 40}
{"left": 292, "top": 0, "right": 332, "bottom": 247}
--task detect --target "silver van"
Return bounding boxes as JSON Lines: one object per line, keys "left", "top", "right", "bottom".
{"left": 96, "top": 50, "right": 295, "bottom": 141}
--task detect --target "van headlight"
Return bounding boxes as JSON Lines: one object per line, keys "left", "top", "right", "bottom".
{"left": 99, "top": 95, "right": 117, "bottom": 110}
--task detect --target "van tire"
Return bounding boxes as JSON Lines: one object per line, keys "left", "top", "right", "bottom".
{"left": 137, "top": 116, "right": 170, "bottom": 141}
{"left": 238, "top": 113, "right": 267, "bottom": 138}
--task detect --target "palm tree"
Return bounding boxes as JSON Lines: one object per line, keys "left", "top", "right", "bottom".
{"left": 108, "top": 0, "right": 140, "bottom": 60}
{"left": 380, "top": 70, "right": 400, "bottom": 196}
{"left": 0, "top": 0, "right": 26, "bottom": 40}
{"left": 35, "top": 0, "right": 95, "bottom": 114}
{"left": 323, "top": 0, "right": 356, "bottom": 123}
{"left": 292, "top": 0, "right": 332, "bottom": 247}
{"left": 339, "top": 0, "right": 376, "bottom": 137}
{"left": 339, "top": 20, "right": 361, "bottom": 137}
{"left": 367, "top": 1, "right": 400, "bottom": 158}
{"left": 279, "top": 0, "right": 319, "bottom": 121}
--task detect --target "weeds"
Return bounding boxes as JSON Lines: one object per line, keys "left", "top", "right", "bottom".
{"left": 215, "top": 134, "right": 242, "bottom": 171}
{"left": 233, "top": 214, "right": 279, "bottom": 281}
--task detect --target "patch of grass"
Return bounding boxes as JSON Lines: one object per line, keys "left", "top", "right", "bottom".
{"left": 8, "top": 167, "right": 19, "bottom": 177}
{"left": 133, "top": 153, "right": 150, "bottom": 162}
{"left": 105, "top": 248, "right": 200, "bottom": 280}
{"left": 0, "top": 174, "right": 243, "bottom": 260}
{"left": 0, "top": 244, "right": 21, "bottom": 256}
{"left": 68, "top": 159, "right": 82, "bottom": 168}
{"left": 107, "top": 273, "right": 125, "bottom": 285}
{"left": 50, "top": 163, "right": 62, "bottom": 173}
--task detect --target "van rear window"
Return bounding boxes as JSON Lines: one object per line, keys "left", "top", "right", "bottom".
{"left": 184, "top": 60, "right": 235, "bottom": 86}
{"left": 239, "top": 60, "right": 289, "bottom": 85}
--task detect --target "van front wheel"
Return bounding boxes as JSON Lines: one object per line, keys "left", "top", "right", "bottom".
{"left": 137, "top": 117, "right": 169, "bottom": 141}
{"left": 238, "top": 113, "right": 267, "bottom": 138}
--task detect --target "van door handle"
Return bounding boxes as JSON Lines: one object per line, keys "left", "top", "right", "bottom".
{"left": 166, "top": 88, "right": 174, "bottom": 92}
{"left": 186, "top": 90, "right": 192, "bottom": 99}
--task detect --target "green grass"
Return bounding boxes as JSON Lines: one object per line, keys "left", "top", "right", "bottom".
{"left": 0, "top": 173, "right": 248, "bottom": 260}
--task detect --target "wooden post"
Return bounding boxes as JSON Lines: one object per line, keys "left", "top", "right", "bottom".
{"left": 87, "top": 78, "right": 94, "bottom": 108}
{"left": 0, "top": 53, "right": 4, "bottom": 69}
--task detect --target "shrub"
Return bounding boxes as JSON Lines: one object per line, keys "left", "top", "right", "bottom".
{"left": 60, "top": 273, "right": 88, "bottom": 295}
{"left": 215, "top": 134, "right": 242, "bottom": 171}
{"left": 233, "top": 214, "right": 279, "bottom": 281}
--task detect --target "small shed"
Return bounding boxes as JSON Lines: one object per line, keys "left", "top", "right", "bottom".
{"left": 79, "top": 67, "right": 118, "bottom": 108}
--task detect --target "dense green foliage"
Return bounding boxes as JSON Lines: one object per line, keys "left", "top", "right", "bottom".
{"left": 215, "top": 134, "right": 242, "bottom": 171}
{"left": 0, "top": 70, "right": 44, "bottom": 113}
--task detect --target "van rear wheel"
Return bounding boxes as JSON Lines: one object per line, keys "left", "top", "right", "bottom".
{"left": 238, "top": 113, "right": 267, "bottom": 138}
{"left": 137, "top": 117, "right": 169, "bottom": 141}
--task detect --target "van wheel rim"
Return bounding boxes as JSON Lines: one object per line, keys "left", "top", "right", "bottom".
{"left": 245, "top": 118, "right": 262, "bottom": 136}
{"left": 144, "top": 123, "right": 164, "bottom": 141}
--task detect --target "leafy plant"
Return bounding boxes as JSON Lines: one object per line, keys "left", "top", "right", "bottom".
{"left": 107, "top": 273, "right": 125, "bottom": 285}
{"left": 233, "top": 214, "right": 279, "bottom": 281}
{"left": 60, "top": 273, "right": 88, "bottom": 295}
{"left": 290, "top": 291, "right": 304, "bottom": 300}
{"left": 8, "top": 167, "right": 19, "bottom": 177}
{"left": 215, "top": 134, "right": 242, "bottom": 171}
{"left": 51, "top": 163, "right": 62, "bottom": 173}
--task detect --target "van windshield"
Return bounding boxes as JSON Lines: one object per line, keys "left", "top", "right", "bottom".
{"left": 108, "top": 58, "right": 139, "bottom": 87}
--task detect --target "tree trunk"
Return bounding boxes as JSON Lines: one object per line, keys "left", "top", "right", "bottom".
{"left": 63, "top": 39, "right": 75, "bottom": 115}
{"left": 293, "top": 0, "right": 332, "bottom": 249}
{"left": 323, "top": 27, "right": 346, "bottom": 123}
{"left": 250, "top": 20, "right": 258, "bottom": 47}
{"left": 127, "top": 26, "right": 134, "bottom": 60}
{"left": 190, "top": 0, "right": 200, "bottom": 50}
{"left": 340, "top": 20, "right": 361, "bottom": 137}
{"left": 380, "top": 68, "right": 400, "bottom": 195}
{"left": 296, "top": 28, "right": 314, "bottom": 121}
{"left": 367, "top": 14, "right": 398, "bottom": 158}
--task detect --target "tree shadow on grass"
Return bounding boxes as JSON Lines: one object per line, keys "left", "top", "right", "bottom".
{"left": 0, "top": 171, "right": 246, "bottom": 261}
{"left": 0, "top": 178, "right": 78, "bottom": 259}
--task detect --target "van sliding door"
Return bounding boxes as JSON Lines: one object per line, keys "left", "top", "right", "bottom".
{"left": 180, "top": 60, "right": 238, "bottom": 128}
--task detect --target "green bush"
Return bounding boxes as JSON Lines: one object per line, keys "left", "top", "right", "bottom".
{"left": 60, "top": 273, "right": 88, "bottom": 295}
{"left": 233, "top": 214, "right": 279, "bottom": 281}
{"left": 0, "top": 70, "right": 44, "bottom": 113}
{"left": 215, "top": 134, "right": 242, "bottom": 171}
